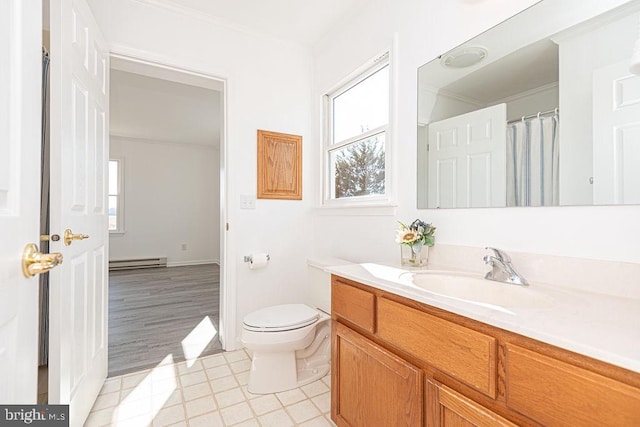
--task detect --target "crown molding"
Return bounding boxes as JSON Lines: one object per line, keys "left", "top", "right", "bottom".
{"left": 129, "top": 0, "right": 309, "bottom": 50}
{"left": 110, "top": 132, "right": 219, "bottom": 150}
{"left": 438, "top": 90, "right": 486, "bottom": 108}
{"left": 492, "top": 82, "right": 558, "bottom": 105}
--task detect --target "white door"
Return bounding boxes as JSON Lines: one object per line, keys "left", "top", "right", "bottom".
{"left": 428, "top": 103, "right": 507, "bottom": 208}
{"left": 49, "top": 0, "right": 109, "bottom": 424}
{"left": 0, "top": 0, "right": 43, "bottom": 403}
{"left": 593, "top": 59, "right": 640, "bottom": 205}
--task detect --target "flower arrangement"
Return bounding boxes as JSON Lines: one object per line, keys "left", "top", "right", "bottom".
{"left": 396, "top": 219, "right": 436, "bottom": 266}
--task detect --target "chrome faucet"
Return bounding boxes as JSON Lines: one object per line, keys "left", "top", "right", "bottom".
{"left": 483, "top": 247, "right": 528, "bottom": 286}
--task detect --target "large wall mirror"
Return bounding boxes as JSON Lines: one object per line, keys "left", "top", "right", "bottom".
{"left": 417, "top": 0, "right": 640, "bottom": 209}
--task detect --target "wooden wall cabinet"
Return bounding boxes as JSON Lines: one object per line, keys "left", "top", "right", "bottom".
{"left": 331, "top": 275, "right": 640, "bottom": 427}
{"left": 257, "top": 129, "right": 302, "bottom": 200}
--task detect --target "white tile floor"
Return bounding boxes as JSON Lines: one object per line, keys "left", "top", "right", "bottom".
{"left": 85, "top": 350, "right": 335, "bottom": 427}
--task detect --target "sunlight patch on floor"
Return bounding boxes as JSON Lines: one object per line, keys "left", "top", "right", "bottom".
{"left": 87, "top": 349, "right": 335, "bottom": 426}
{"left": 181, "top": 315, "right": 218, "bottom": 368}
{"left": 111, "top": 354, "right": 177, "bottom": 425}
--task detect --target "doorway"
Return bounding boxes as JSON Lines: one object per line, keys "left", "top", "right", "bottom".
{"left": 37, "top": 50, "right": 229, "bottom": 400}
{"left": 106, "top": 55, "right": 228, "bottom": 376}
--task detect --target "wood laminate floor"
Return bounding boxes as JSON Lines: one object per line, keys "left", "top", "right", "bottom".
{"left": 108, "top": 264, "right": 223, "bottom": 377}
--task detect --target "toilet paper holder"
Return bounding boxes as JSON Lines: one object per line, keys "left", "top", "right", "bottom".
{"left": 244, "top": 254, "right": 270, "bottom": 263}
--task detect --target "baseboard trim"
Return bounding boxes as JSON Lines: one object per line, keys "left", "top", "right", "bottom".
{"left": 167, "top": 259, "right": 220, "bottom": 267}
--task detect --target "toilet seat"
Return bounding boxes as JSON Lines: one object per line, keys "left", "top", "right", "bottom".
{"left": 243, "top": 304, "right": 319, "bottom": 332}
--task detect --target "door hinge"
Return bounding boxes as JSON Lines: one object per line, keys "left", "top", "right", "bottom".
{"left": 226, "top": 223, "right": 229, "bottom": 231}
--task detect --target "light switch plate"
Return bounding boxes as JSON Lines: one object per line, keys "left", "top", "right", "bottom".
{"left": 240, "top": 195, "right": 256, "bottom": 209}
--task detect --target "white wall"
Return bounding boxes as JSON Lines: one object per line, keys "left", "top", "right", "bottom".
{"left": 102, "top": 0, "right": 314, "bottom": 347}
{"left": 110, "top": 136, "right": 219, "bottom": 265}
{"left": 498, "top": 84, "right": 558, "bottom": 122}
{"left": 558, "top": 11, "right": 639, "bottom": 206}
{"left": 100, "top": 0, "right": 639, "bottom": 349}
{"left": 312, "top": 0, "right": 640, "bottom": 267}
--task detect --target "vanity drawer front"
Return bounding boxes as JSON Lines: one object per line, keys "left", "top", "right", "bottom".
{"left": 332, "top": 277, "right": 376, "bottom": 333}
{"left": 377, "top": 297, "right": 496, "bottom": 398}
{"left": 505, "top": 344, "right": 640, "bottom": 426}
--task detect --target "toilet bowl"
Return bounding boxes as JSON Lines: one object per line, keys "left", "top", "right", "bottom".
{"left": 241, "top": 258, "right": 349, "bottom": 394}
{"left": 242, "top": 304, "right": 331, "bottom": 394}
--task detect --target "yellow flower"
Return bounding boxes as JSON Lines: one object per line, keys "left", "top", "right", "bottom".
{"left": 395, "top": 229, "right": 418, "bottom": 244}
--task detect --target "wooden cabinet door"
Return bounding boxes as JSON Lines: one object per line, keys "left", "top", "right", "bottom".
{"left": 332, "top": 277, "right": 376, "bottom": 333}
{"left": 332, "top": 322, "right": 423, "bottom": 426}
{"left": 378, "top": 297, "right": 497, "bottom": 398}
{"left": 427, "top": 381, "right": 516, "bottom": 427}
{"left": 505, "top": 344, "right": 640, "bottom": 426}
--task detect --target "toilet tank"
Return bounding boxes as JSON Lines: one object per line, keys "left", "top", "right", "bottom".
{"left": 307, "top": 257, "right": 351, "bottom": 314}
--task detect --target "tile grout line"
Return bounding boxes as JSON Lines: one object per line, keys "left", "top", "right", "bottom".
{"left": 229, "top": 349, "right": 264, "bottom": 427}
{"left": 204, "top": 354, "right": 230, "bottom": 426}
{"left": 175, "top": 362, "right": 191, "bottom": 427}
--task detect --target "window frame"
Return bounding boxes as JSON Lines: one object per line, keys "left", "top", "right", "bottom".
{"left": 108, "top": 158, "right": 125, "bottom": 234}
{"left": 322, "top": 52, "right": 394, "bottom": 207}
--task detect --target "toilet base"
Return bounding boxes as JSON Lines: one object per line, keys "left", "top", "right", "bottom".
{"left": 247, "top": 321, "right": 331, "bottom": 394}
{"left": 247, "top": 351, "right": 298, "bottom": 394}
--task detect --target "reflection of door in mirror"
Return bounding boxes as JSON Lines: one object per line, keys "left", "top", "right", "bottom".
{"left": 417, "top": 0, "right": 640, "bottom": 209}
{"left": 427, "top": 104, "right": 506, "bottom": 208}
{"left": 593, "top": 59, "right": 640, "bottom": 205}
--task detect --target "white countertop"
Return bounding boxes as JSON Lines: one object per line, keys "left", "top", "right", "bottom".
{"left": 326, "top": 262, "right": 640, "bottom": 373}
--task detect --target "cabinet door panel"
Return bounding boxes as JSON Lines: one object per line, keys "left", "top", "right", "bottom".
{"left": 333, "top": 322, "right": 423, "bottom": 426}
{"left": 430, "top": 382, "right": 517, "bottom": 427}
{"left": 505, "top": 344, "right": 640, "bottom": 426}
{"left": 378, "top": 297, "right": 496, "bottom": 397}
{"left": 332, "top": 277, "right": 376, "bottom": 333}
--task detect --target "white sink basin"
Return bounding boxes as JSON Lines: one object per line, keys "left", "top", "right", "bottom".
{"left": 408, "top": 271, "right": 554, "bottom": 309}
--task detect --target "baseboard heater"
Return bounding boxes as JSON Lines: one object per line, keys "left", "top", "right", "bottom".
{"left": 109, "top": 257, "right": 168, "bottom": 271}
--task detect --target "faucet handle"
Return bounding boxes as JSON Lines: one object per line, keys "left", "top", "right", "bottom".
{"left": 483, "top": 254, "right": 497, "bottom": 265}
{"left": 485, "top": 247, "right": 511, "bottom": 263}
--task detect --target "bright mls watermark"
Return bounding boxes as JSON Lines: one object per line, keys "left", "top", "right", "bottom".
{"left": 1, "top": 406, "right": 68, "bottom": 426}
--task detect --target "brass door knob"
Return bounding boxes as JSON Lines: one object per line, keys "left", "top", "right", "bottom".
{"left": 22, "top": 243, "right": 63, "bottom": 278}
{"left": 64, "top": 229, "right": 89, "bottom": 246}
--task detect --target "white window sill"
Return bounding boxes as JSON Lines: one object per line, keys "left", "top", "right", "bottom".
{"left": 315, "top": 201, "right": 398, "bottom": 216}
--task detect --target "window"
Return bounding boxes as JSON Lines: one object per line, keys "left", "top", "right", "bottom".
{"left": 108, "top": 159, "right": 123, "bottom": 232}
{"left": 324, "top": 56, "right": 390, "bottom": 204}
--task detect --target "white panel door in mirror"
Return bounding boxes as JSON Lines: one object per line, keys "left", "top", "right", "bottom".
{"left": 428, "top": 103, "right": 506, "bottom": 208}
{"left": 593, "top": 60, "right": 640, "bottom": 205}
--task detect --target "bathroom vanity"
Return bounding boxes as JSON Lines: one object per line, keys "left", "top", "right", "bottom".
{"left": 328, "top": 264, "right": 640, "bottom": 426}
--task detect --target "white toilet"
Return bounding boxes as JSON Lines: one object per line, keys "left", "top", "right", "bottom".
{"left": 241, "top": 258, "right": 348, "bottom": 394}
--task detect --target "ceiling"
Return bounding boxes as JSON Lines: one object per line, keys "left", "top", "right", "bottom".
{"left": 417, "top": 0, "right": 638, "bottom": 106}
{"left": 441, "top": 39, "right": 559, "bottom": 105}
{"left": 108, "top": 0, "right": 367, "bottom": 148}
{"left": 48, "top": 0, "right": 367, "bottom": 46}
{"left": 110, "top": 69, "right": 221, "bottom": 147}
{"left": 151, "top": 0, "right": 367, "bottom": 46}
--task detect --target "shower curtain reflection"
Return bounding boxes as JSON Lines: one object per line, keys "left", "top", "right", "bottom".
{"left": 506, "top": 113, "right": 559, "bottom": 207}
